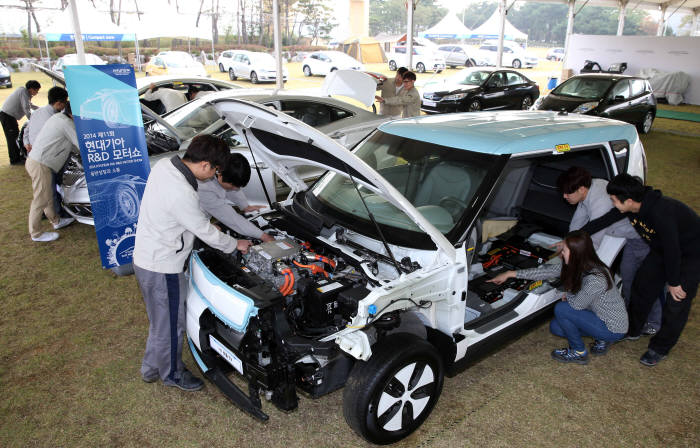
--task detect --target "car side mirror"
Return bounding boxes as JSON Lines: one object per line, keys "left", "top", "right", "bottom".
{"left": 611, "top": 95, "right": 625, "bottom": 103}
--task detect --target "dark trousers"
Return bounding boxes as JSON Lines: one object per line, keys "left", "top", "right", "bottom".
{"left": 0, "top": 111, "right": 22, "bottom": 164}
{"left": 629, "top": 250, "right": 699, "bottom": 355}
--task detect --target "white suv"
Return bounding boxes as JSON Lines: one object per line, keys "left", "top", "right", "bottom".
{"left": 217, "top": 50, "right": 241, "bottom": 73}
{"left": 225, "top": 50, "right": 288, "bottom": 84}
{"left": 185, "top": 103, "right": 646, "bottom": 444}
{"left": 477, "top": 42, "right": 538, "bottom": 69}
{"left": 387, "top": 46, "right": 446, "bottom": 73}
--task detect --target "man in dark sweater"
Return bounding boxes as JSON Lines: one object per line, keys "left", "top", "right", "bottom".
{"left": 581, "top": 174, "right": 700, "bottom": 366}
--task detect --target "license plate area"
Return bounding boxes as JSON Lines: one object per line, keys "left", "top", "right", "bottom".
{"left": 209, "top": 334, "right": 243, "bottom": 374}
{"left": 423, "top": 100, "right": 437, "bottom": 107}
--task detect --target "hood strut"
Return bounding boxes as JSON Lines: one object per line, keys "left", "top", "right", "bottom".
{"left": 242, "top": 128, "right": 273, "bottom": 208}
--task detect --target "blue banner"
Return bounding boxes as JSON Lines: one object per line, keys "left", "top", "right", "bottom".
{"left": 45, "top": 33, "right": 136, "bottom": 42}
{"left": 64, "top": 64, "right": 150, "bottom": 269}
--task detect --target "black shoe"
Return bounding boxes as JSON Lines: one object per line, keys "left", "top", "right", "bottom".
{"left": 590, "top": 340, "right": 611, "bottom": 356}
{"left": 10, "top": 159, "right": 25, "bottom": 165}
{"left": 163, "top": 370, "right": 204, "bottom": 391}
{"left": 142, "top": 372, "right": 159, "bottom": 383}
{"left": 639, "top": 349, "right": 666, "bottom": 367}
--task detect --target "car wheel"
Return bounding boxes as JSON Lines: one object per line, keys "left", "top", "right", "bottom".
{"left": 416, "top": 62, "right": 426, "bottom": 73}
{"left": 228, "top": 68, "right": 237, "bottom": 80}
{"left": 465, "top": 59, "right": 475, "bottom": 67}
{"left": 302, "top": 65, "right": 311, "bottom": 77}
{"left": 638, "top": 111, "right": 654, "bottom": 134}
{"left": 512, "top": 59, "right": 522, "bottom": 69}
{"left": 468, "top": 99, "right": 481, "bottom": 112}
{"left": 250, "top": 71, "right": 258, "bottom": 84}
{"left": 330, "top": 67, "right": 338, "bottom": 72}
{"left": 520, "top": 96, "right": 532, "bottom": 110}
{"left": 218, "top": 63, "right": 224, "bottom": 72}
{"left": 343, "top": 334, "right": 444, "bottom": 445}
{"left": 389, "top": 60, "right": 397, "bottom": 71}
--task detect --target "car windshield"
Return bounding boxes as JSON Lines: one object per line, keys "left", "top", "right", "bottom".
{"left": 309, "top": 131, "right": 496, "bottom": 235}
{"left": 447, "top": 69, "right": 491, "bottom": 86}
{"left": 151, "top": 100, "right": 220, "bottom": 140}
{"left": 251, "top": 53, "right": 275, "bottom": 65}
{"left": 552, "top": 77, "right": 613, "bottom": 100}
{"left": 165, "top": 55, "right": 195, "bottom": 68}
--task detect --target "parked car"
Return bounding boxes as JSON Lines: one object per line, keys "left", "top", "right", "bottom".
{"left": 435, "top": 44, "right": 487, "bottom": 68}
{"left": 301, "top": 51, "right": 363, "bottom": 76}
{"left": 0, "top": 61, "right": 10, "bottom": 88}
{"left": 546, "top": 47, "right": 565, "bottom": 61}
{"left": 217, "top": 49, "right": 242, "bottom": 72}
{"left": 387, "top": 45, "right": 446, "bottom": 73}
{"left": 421, "top": 68, "right": 540, "bottom": 113}
{"left": 52, "top": 53, "right": 106, "bottom": 71}
{"left": 57, "top": 74, "right": 388, "bottom": 225}
{"left": 477, "top": 41, "right": 538, "bottom": 69}
{"left": 184, "top": 105, "right": 646, "bottom": 444}
{"left": 144, "top": 51, "right": 207, "bottom": 77}
{"left": 532, "top": 74, "right": 656, "bottom": 134}
{"left": 226, "top": 50, "right": 288, "bottom": 83}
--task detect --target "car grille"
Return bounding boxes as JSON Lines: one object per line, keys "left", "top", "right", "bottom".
{"left": 423, "top": 93, "right": 442, "bottom": 101}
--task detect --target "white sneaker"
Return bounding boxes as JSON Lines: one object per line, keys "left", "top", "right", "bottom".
{"left": 53, "top": 217, "right": 75, "bottom": 230}
{"left": 32, "top": 232, "right": 59, "bottom": 242}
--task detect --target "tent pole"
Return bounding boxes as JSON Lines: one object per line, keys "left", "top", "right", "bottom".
{"left": 496, "top": 0, "right": 506, "bottom": 69}
{"left": 562, "top": 0, "right": 575, "bottom": 70}
{"left": 273, "top": 0, "right": 284, "bottom": 90}
{"left": 617, "top": 0, "right": 628, "bottom": 36}
{"left": 45, "top": 39, "right": 51, "bottom": 70}
{"left": 68, "top": 0, "right": 86, "bottom": 64}
{"left": 407, "top": 0, "right": 414, "bottom": 70}
{"left": 135, "top": 35, "right": 141, "bottom": 71}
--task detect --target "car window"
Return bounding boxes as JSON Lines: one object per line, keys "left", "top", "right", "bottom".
{"left": 279, "top": 101, "right": 353, "bottom": 126}
{"left": 552, "top": 77, "right": 614, "bottom": 100}
{"left": 609, "top": 80, "right": 631, "bottom": 100}
{"left": 487, "top": 72, "right": 506, "bottom": 88}
{"left": 449, "top": 69, "right": 490, "bottom": 85}
{"left": 506, "top": 72, "right": 525, "bottom": 85}
{"left": 215, "top": 125, "right": 244, "bottom": 148}
{"left": 170, "top": 103, "right": 221, "bottom": 140}
{"left": 395, "top": 47, "right": 406, "bottom": 54}
{"left": 455, "top": 47, "right": 465, "bottom": 53}
{"left": 630, "top": 79, "right": 647, "bottom": 97}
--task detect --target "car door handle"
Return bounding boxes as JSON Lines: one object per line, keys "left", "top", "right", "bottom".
{"left": 330, "top": 131, "right": 345, "bottom": 139}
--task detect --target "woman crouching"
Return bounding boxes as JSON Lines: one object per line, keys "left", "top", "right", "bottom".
{"left": 488, "top": 230, "right": 628, "bottom": 364}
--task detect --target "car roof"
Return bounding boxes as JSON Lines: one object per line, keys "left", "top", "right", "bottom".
{"left": 570, "top": 73, "right": 642, "bottom": 81}
{"left": 378, "top": 111, "right": 638, "bottom": 155}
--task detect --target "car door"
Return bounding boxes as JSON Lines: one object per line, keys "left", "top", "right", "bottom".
{"left": 481, "top": 72, "right": 508, "bottom": 109}
{"left": 504, "top": 71, "right": 531, "bottom": 109}
{"left": 628, "top": 79, "right": 654, "bottom": 123}
{"left": 599, "top": 79, "right": 632, "bottom": 123}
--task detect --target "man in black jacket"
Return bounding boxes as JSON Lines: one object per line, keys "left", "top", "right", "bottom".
{"left": 582, "top": 174, "right": 700, "bottom": 366}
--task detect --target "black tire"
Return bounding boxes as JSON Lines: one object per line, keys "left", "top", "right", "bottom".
{"left": 520, "top": 95, "right": 532, "bottom": 110}
{"left": 330, "top": 67, "right": 338, "bottom": 72}
{"left": 465, "top": 59, "right": 475, "bottom": 67}
{"left": 638, "top": 110, "right": 654, "bottom": 134}
{"left": 250, "top": 71, "right": 258, "bottom": 84}
{"left": 467, "top": 99, "right": 481, "bottom": 112}
{"left": 416, "top": 62, "right": 426, "bottom": 73}
{"left": 512, "top": 59, "right": 522, "bottom": 69}
{"left": 343, "top": 334, "right": 444, "bottom": 445}
{"left": 303, "top": 65, "right": 312, "bottom": 77}
{"left": 388, "top": 60, "right": 397, "bottom": 71}
{"left": 218, "top": 63, "right": 224, "bottom": 72}
{"left": 228, "top": 68, "right": 237, "bottom": 80}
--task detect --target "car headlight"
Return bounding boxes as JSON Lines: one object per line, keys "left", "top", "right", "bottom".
{"left": 531, "top": 97, "right": 544, "bottom": 110}
{"left": 572, "top": 101, "right": 600, "bottom": 114}
{"left": 443, "top": 93, "right": 468, "bottom": 101}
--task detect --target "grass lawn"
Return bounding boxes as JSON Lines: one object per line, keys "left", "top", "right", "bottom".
{"left": 0, "top": 66, "right": 698, "bottom": 447}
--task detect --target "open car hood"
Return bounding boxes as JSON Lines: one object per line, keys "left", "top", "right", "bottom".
{"left": 212, "top": 98, "right": 456, "bottom": 261}
{"left": 320, "top": 70, "right": 377, "bottom": 107}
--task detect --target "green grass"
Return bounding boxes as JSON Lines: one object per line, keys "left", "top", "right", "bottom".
{"left": 0, "top": 70, "right": 699, "bottom": 448}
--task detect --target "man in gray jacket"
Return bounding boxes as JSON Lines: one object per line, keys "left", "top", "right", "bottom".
{"left": 198, "top": 152, "right": 273, "bottom": 242}
{"left": 378, "top": 66, "right": 408, "bottom": 117}
{"left": 25, "top": 102, "right": 77, "bottom": 242}
{"left": 375, "top": 71, "right": 420, "bottom": 118}
{"left": 133, "top": 134, "right": 252, "bottom": 392}
{"left": 1, "top": 80, "right": 40, "bottom": 164}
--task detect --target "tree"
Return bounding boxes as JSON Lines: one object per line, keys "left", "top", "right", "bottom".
{"left": 369, "top": 0, "right": 446, "bottom": 36}
{"left": 294, "top": 0, "right": 336, "bottom": 45}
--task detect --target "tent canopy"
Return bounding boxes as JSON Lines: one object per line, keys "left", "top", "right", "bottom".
{"left": 470, "top": 10, "right": 528, "bottom": 41}
{"left": 419, "top": 12, "right": 472, "bottom": 40}
{"left": 42, "top": 6, "right": 135, "bottom": 42}
{"left": 341, "top": 35, "right": 387, "bottom": 63}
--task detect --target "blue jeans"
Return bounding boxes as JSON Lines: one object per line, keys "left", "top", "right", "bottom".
{"left": 550, "top": 301, "right": 625, "bottom": 352}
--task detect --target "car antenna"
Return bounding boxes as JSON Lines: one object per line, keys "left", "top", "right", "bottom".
{"left": 240, "top": 128, "right": 274, "bottom": 209}
{"left": 341, "top": 161, "right": 403, "bottom": 276}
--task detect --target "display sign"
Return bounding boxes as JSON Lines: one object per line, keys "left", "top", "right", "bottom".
{"left": 64, "top": 64, "right": 150, "bottom": 269}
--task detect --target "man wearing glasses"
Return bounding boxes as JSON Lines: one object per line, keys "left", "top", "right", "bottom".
{"left": 133, "top": 134, "right": 252, "bottom": 392}
{"left": 375, "top": 71, "right": 420, "bottom": 118}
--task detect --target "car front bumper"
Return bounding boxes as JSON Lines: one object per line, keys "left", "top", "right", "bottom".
{"left": 0, "top": 75, "right": 11, "bottom": 87}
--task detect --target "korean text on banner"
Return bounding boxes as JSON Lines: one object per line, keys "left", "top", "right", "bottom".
{"left": 64, "top": 64, "right": 150, "bottom": 269}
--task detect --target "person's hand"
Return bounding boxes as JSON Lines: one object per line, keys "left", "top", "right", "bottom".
{"left": 375, "top": 95, "right": 385, "bottom": 103}
{"left": 244, "top": 205, "right": 266, "bottom": 213}
{"left": 25, "top": 144, "right": 32, "bottom": 153}
{"left": 260, "top": 233, "right": 274, "bottom": 242}
{"left": 486, "top": 270, "right": 516, "bottom": 285}
{"left": 669, "top": 284, "right": 687, "bottom": 301}
{"left": 549, "top": 240, "right": 564, "bottom": 254}
{"left": 237, "top": 239, "right": 252, "bottom": 254}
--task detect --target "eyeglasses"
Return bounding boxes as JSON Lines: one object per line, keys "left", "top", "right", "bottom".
{"left": 402, "top": 79, "right": 414, "bottom": 83}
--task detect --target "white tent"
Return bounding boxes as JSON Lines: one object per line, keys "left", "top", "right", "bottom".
{"left": 420, "top": 12, "right": 472, "bottom": 40}
{"left": 470, "top": 10, "right": 527, "bottom": 41}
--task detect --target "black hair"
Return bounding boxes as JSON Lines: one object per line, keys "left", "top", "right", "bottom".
{"left": 183, "top": 134, "right": 229, "bottom": 168}
{"left": 397, "top": 67, "right": 409, "bottom": 76}
{"left": 560, "top": 230, "right": 613, "bottom": 293}
{"left": 221, "top": 153, "right": 251, "bottom": 188}
{"left": 402, "top": 71, "right": 416, "bottom": 81}
{"left": 606, "top": 173, "right": 645, "bottom": 202}
{"left": 63, "top": 101, "right": 72, "bottom": 118}
{"left": 47, "top": 86, "right": 68, "bottom": 105}
{"left": 187, "top": 85, "right": 200, "bottom": 98}
{"left": 557, "top": 166, "right": 592, "bottom": 194}
{"left": 25, "top": 80, "right": 41, "bottom": 90}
